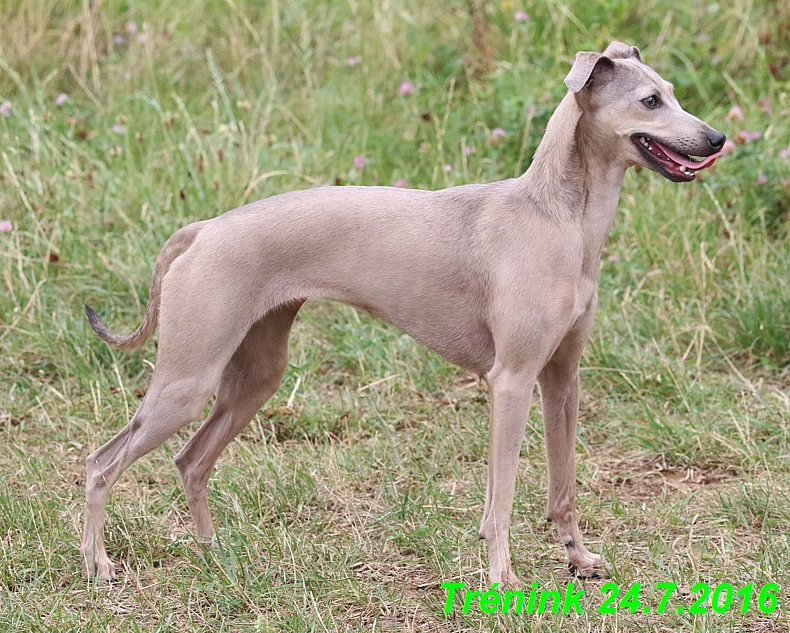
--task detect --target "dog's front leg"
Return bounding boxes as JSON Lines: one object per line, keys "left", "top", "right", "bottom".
{"left": 479, "top": 364, "right": 538, "bottom": 587}
{"left": 538, "top": 320, "right": 603, "bottom": 577}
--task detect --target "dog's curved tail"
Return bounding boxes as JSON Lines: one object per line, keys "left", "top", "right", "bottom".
{"left": 85, "top": 222, "right": 203, "bottom": 351}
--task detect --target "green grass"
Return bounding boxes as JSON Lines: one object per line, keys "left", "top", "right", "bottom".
{"left": 2, "top": 0, "right": 790, "bottom": 630}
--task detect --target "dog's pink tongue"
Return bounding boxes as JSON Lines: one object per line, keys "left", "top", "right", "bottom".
{"left": 653, "top": 139, "right": 723, "bottom": 171}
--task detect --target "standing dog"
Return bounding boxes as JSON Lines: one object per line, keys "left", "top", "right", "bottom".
{"left": 82, "top": 42, "right": 724, "bottom": 584}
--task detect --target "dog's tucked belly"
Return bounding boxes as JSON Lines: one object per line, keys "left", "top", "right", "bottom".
{"left": 349, "top": 300, "right": 496, "bottom": 375}
{"left": 317, "top": 268, "right": 496, "bottom": 373}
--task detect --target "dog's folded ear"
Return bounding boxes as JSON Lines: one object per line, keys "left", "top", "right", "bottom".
{"left": 602, "top": 41, "right": 641, "bottom": 62}
{"left": 564, "top": 52, "right": 615, "bottom": 93}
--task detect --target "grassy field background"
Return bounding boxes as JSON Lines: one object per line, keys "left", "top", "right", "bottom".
{"left": 1, "top": 0, "right": 790, "bottom": 630}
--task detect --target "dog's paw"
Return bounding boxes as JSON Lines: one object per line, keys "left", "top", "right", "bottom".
{"left": 489, "top": 564, "right": 522, "bottom": 589}
{"left": 82, "top": 546, "right": 118, "bottom": 582}
{"left": 197, "top": 533, "right": 219, "bottom": 550}
{"left": 88, "top": 559, "right": 118, "bottom": 582}
{"left": 502, "top": 569, "right": 522, "bottom": 589}
{"left": 567, "top": 551, "right": 605, "bottom": 579}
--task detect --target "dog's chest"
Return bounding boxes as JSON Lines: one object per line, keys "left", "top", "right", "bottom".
{"left": 570, "top": 277, "right": 597, "bottom": 327}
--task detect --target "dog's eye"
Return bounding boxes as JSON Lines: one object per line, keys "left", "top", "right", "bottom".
{"left": 642, "top": 95, "right": 660, "bottom": 108}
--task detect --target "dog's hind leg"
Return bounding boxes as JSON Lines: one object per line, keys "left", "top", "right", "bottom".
{"left": 174, "top": 302, "right": 302, "bottom": 543}
{"left": 537, "top": 311, "right": 603, "bottom": 577}
{"left": 81, "top": 305, "right": 253, "bottom": 580}
{"left": 81, "top": 376, "right": 221, "bottom": 580}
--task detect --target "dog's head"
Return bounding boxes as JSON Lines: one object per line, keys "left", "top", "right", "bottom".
{"left": 565, "top": 41, "right": 725, "bottom": 182}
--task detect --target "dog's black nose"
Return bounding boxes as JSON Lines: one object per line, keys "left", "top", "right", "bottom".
{"left": 708, "top": 130, "right": 726, "bottom": 151}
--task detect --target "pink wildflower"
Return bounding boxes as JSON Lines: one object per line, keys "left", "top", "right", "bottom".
{"left": 114, "top": 35, "right": 125, "bottom": 44}
{"left": 489, "top": 128, "right": 507, "bottom": 145}
{"left": 491, "top": 128, "right": 507, "bottom": 138}
{"left": 734, "top": 130, "right": 761, "bottom": 145}
{"left": 398, "top": 82, "right": 416, "bottom": 96}
{"left": 726, "top": 105, "right": 744, "bottom": 121}
{"left": 125, "top": 21, "right": 137, "bottom": 34}
{"left": 393, "top": 179, "right": 408, "bottom": 188}
{"left": 55, "top": 93, "right": 67, "bottom": 106}
{"left": 758, "top": 98, "right": 772, "bottom": 116}
{"left": 0, "top": 101, "right": 11, "bottom": 117}
{"left": 0, "top": 220, "right": 12, "bottom": 232}
{"left": 463, "top": 145, "right": 475, "bottom": 156}
{"left": 756, "top": 172, "right": 768, "bottom": 186}
{"left": 779, "top": 147, "right": 790, "bottom": 160}
{"left": 721, "top": 140, "right": 736, "bottom": 155}
{"left": 353, "top": 155, "right": 366, "bottom": 170}
{"left": 347, "top": 56, "right": 361, "bottom": 66}
{"left": 443, "top": 164, "right": 452, "bottom": 173}
{"left": 514, "top": 11, "right": 530, "bottom": 21}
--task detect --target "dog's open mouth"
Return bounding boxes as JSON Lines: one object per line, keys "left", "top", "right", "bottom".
{"left": 632, "top": 135, "right": 723, "bottom": 182}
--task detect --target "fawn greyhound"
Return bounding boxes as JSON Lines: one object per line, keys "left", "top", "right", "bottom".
{"left": 82, "top": 42, "right": 725, "bottom": 584}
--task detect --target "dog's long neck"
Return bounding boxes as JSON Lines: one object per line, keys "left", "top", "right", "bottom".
{"left": 519, "top": 92, "right": 626, "bottom": 277}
